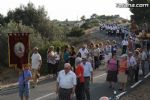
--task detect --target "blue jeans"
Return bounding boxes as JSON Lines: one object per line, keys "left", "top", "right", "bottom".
{"left": 19, "top": 84, "right": 30, "bottom": 97}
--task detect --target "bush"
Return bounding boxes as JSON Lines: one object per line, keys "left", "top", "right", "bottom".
{"left": 81, "top": 18, "right": 99, "bottom": 29}
{"left": 67, "top": 26, "right": 85, "bottom": 37}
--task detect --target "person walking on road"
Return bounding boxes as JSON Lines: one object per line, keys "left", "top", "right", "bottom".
{"left": 31, "top": 47, "right": 42, "bottom": 88}
{"left": 118, "top": 54, "right": 128, "bottom": 91}
{"left": 47, "top": 46, "right": 57, "bottom": 77}
{"left": 18, "top": 64, "right": 32, "bottom": 100}
{"left": 75, "top": 58, "right": 85, "bottom": 100}
{"left": 56, "top": 63, "right": 76, "bottom": 100}
{"left": 69, "top": 46, "right": 76, "bottom": 71}
{"left": 78, "top": 44, "right": 89, "bottom": 59}
{"left": 106, "top": 54, "right": 118, "bottom": 89}
{"left": 121, "top": 38, "right": 128, "bottom": 54}
{"left": 63, "top": 45, "right": 70, "bottom": 63}
{"left": 134, "top": 50, "right": 141, "bottom": 82}
{"left": 141, "top": 47, "right": 147, "bottom": 76}
{"left": 128, "top": 52, "right": 137, "bottom": 84}
{"left": 81, "top": 57, "right": 93, "bottom": 100}
{"left": 93, "top": 44, "right": 100, "bottom": 69}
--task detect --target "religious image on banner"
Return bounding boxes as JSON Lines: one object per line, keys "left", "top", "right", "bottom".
{"left": 8, "top": 33, "right": 30, "bottom": 69}
{"left": 14, "top": 42, "right": 25, "bottom": 58}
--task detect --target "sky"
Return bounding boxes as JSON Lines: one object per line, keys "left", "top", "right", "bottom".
{"left": 0, "top": 0, "right": 132, "bottom": 21}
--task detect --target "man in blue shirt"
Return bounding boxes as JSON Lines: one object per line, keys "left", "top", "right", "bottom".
{"left": 81, "top": 57, "right": 93, "bottom": 100}
{"left": 18, "top": 64, "right": 32, "bottom": 100}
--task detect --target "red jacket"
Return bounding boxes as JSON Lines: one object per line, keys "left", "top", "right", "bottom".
{"left": 75, "top": 64, "right": 84, "bottom": 83}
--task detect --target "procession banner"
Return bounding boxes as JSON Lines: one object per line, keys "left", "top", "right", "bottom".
{"left": 8, "top": 33, "right": 30, "bottom": 69}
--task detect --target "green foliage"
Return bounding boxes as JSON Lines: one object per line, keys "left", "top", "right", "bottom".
{"left": 0, "top": 14, "right": 4, "bottom": 25}
{"left": 67, "top": 26, "right": 85, "bottom": 37}
{"left": 128, "top": 0, "right": 150, "bottom": 25}
{"left": 80, "top": 15, "right": 86, "bottom": 21}
{"left": 4, "top": 3, "right": 69, "bottom": 40}
{"left": 49, "top": 40, "right": 68, "bottom": 48}
{"left": 81, "top": 18, "right": 99, "bottom": 29}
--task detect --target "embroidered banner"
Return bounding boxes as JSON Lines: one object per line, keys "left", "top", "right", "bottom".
{"left": 8, "top": 33, "right": 30, "bottom": 69}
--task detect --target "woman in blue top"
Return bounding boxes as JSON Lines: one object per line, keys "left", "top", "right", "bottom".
{"left": 63, "top": 45, "right": 70, "bottom": 63}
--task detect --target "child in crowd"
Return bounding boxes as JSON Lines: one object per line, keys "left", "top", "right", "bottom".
{"left": 18, "top": 64, "right": 32, "bottom": 100}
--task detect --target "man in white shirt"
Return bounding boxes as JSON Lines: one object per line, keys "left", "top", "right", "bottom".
{"left": 56, "top": 63, "right": 76, "bottom": 100}
{"left": 78, "top": 44, "right": 89, "bottom": 59}
{"left": 31, "top": 47, "right": 42, "bottom": 88}
{"left": 128, "top": 52, "right": 137, "bottom": 83}
{"left": 122, "top": 38, "right": 128, "bottom": 54}
{"left": 93, "top": 44, "right": 100, "bottom": 69}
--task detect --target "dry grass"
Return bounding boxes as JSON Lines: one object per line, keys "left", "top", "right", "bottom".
{"left": 0, "top": 68, "right": 18, "bottom": 86}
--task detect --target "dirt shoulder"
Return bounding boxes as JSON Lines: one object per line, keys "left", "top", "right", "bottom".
{"left": 121, "top": 78, "right": 150, "bottom": 100}
{"left": 0, "top": 68, "right": 18, "bottom": 88}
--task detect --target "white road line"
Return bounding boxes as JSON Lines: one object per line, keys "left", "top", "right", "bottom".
{"left": 130, "top": 80, "right": 142, "bottom": 89}
{"left": 93, "top": 73, "right": 106, "bottom": 79}
{"left": 144, "top": 72, "right": 150, "bottom": 79}
{"left": 34, "top": 92, "right": 55, "bottom": 100}
{"left": 34, "top": 73, "right": 106, "bottom": 100}
{"left": 116, "top": 91, "right": 127, "bottom": 99}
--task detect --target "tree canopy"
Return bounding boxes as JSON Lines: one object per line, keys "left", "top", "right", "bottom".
{"left": 128, "top": 0, "right": 150, "bottom": 27}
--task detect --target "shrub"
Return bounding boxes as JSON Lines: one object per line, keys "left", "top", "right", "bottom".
{"left": 68, "top": 26, "right": 85, "bottom": 37}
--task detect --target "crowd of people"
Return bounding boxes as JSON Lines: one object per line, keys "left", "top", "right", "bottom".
{"left": 18, "top": 24, "right": 150, "bottom": 100}
{"left": 100, "top": 23, "right": 130, "bottom": 39}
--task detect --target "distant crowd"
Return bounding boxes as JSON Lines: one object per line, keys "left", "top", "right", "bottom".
{"left": 100, "top": 23, "right": 130, "bottom": 39}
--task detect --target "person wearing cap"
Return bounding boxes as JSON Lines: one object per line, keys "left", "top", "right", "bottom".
{"left": 31, "top": 47, "right": 42, "bottom": 88}
{"left": 118, "top": 54, "right": 128, "bottom": 91}
{"left": 81, "top": 57, "right": 93, "bottom": 100}
{"left": 56, "top": 63, "right": 76, "bottom": 100}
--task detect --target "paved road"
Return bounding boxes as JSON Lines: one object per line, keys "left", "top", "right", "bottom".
{"left": 0, "top": 61, "right": 150, "bottom": 100}
{"left": 0, "top": 67, "right": 112, "bottom": 100}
